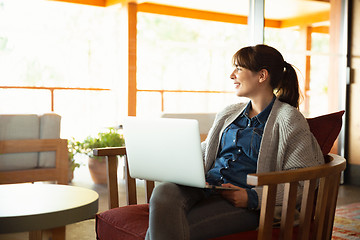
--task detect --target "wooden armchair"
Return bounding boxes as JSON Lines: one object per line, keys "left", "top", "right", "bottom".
{"left": 95, "top": 111, "right": 346, "bottom": 240}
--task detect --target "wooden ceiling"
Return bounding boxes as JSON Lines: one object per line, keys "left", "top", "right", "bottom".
{"left": 52, "top": 0, "right": 331, "bottom": 30}
{"left": 139, "top": 0, "right": 330, "bottom": 20}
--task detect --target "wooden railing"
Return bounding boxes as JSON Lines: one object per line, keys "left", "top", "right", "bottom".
{"left": 137, "top": 89, "right": 234, "bottom": 112}
{"left": 0, "top": 86, "right": 110, "bottom": 112}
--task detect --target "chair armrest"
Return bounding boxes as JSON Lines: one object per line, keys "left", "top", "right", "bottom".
{"left": 0, "top": 139, "right": 67, "bottom": 154}
{"left": 93, "top": 146, "right": 154, "bottom": 209}
{"left": 247, "top": 154, "right": 345, "bottom": 187}
{"left": 93, "top": 147, "right": 126, "bottom": 157}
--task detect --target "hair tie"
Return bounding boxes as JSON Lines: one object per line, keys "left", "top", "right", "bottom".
{"left": 283, "top": 61, "right": 288, "bottom": 72}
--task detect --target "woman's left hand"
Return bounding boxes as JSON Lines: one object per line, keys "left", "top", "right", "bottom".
{"left": 220, "top": 183, "right": 248, "bottom": 208}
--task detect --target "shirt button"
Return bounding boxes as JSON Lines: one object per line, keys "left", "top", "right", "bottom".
{"left": 238, "top": 149, "right": 241, "bottom": 153}
{"left": 233, "top": 139, "right": 236, "bottom": 143}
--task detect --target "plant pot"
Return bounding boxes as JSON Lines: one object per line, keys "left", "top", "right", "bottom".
{"left": 88, "top": 156, "right": 108, "bottom": 184}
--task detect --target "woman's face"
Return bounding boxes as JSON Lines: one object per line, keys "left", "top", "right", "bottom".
{"left": 230, "top": 66, "right": 261, "bottom": 98}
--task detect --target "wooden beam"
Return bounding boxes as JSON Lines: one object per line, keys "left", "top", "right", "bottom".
{"left": 138, "top": 3, "right": 247, "bottom": 25}
{"left": 105, "top": 0, "right": 129, "bottom": 6}
{"left": 128, "top": 2, "right": 137, "bottom": 116}
{"left": 49, "top": 0, "right": 106, "bottom": 7}
{"left": 50, "top": 1, "right": 330, "bottom": 31}
{"left": 281, "top": 11, "right": 330, "bottom": 28}
{"left": 138, "top": 2, "right": 281, "bottom": 28}
{"left": 312, "top": 26, "right": 329, "bottom": 34}
{"left": 304, "top": 26, "right": 312, "bottom": 115}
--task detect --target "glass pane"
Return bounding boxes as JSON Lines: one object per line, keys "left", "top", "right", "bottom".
{"left": 0, "top": 0, "right": 126, "bottom": 140}
{"left": 163, "top": 92, "right": 241, "bottom": 113}
{"left": 55, "top": 90, "right": 121, "bottom": 140}
{"left": 264, "top": 0, "right": 331, "bottom": 117}
{"left": 0, "top": 89, "right": 50, "bottom": 114}
{"left": 137, "top": 12, "right": 249, "bottom": 115}
{"left": 136, "top": 92, "right": 162, "bottom": 117}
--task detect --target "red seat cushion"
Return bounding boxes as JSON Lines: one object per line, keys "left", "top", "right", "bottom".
{"left": 96, "top": 204, "right": 149, "bottom": 240}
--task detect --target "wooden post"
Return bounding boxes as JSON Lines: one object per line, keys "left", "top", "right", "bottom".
{"left": 128, "top": 2, "right": 137, "bottom": 117}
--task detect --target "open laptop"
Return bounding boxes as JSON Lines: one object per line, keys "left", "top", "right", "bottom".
{"left": 123, "top": 117, "right": 235, "bottom": 190}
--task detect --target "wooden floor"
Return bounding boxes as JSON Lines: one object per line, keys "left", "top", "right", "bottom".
{"left": 1, "top": 167, "right": 359, "bottom": 240}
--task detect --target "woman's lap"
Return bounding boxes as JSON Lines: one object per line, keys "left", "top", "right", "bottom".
{"left": 188, "top": 194, "right": 259, "bottom": 240}
{"left": 146, "top": 183, "right": 259, "bottom": 240}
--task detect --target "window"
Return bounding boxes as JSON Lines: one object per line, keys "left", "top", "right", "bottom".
{"left": 136, "top": 12, "right": 249, "bottom": 116}
{"left": 0, "top": 0, "right": 126, "bottom": 139}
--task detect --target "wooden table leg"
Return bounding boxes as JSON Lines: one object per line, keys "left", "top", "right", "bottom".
{"left": 29, "top": 230, "right": 42, "bottom": 240}
{"left": 51, "top": 226, "right": 66, "bottom": 240}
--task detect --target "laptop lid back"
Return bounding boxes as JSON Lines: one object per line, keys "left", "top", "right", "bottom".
{"left": 123, "top": 117, "right": 206, "bottom": 188}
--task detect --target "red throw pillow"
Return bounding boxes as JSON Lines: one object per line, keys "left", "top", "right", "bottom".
{"left": 307, "top": 110, "right": 344, "bottom": 155}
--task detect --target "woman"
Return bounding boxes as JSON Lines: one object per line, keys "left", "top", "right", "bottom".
{"left": 145, "top": 44, "right": 324, "bottom": 240}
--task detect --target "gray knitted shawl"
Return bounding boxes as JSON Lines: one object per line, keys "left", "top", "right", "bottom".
{"left": 201, "top": 98, "right": 324, "bottom": 210}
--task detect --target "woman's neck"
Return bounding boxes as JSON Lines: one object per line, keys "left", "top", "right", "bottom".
{"left": 248, "top": 93, "right": 274, "bottom": 118}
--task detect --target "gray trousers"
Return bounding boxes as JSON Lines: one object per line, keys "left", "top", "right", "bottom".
{"left": 145, "top": 183, "right": 260, "bottom": 240}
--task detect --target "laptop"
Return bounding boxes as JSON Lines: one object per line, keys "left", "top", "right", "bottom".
{"left": 123, "top": 117, "right": 235, "bottom": 190}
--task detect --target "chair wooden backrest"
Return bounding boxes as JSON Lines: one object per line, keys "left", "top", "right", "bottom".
{"left": 248, "top": 153, "right": 346, "bottom": 240}
{"left": 0, "top": 139, "right": 68, "bottom": 184}
{"left": 93, "top": 146, "right": 346, "bottom": 240}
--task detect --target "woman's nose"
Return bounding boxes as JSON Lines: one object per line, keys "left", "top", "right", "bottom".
{"left": 230, "top": 70, "right": 236, "bottom": 79}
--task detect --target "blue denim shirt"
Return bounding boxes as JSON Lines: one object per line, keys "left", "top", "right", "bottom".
{"left": 206, "top": 96, "right": 275, "bottom": 209}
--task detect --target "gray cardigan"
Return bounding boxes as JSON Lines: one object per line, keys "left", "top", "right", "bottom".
{"left": 201, "top": 98, "right": 324, "bottom": 209}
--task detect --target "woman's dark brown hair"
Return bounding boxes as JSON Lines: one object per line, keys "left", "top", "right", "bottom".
{"left": 232, "top": 44, "right": 300, "bottom": 108}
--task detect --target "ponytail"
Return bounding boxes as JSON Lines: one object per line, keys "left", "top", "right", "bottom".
{"left": 276, "top": 61, "right": 300, "bottom": 108}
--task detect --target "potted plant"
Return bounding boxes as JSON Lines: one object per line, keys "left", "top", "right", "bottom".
{"left": 70, "top": 128, "right": 125, "bottom": 184}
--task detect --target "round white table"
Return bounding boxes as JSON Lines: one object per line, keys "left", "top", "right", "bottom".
{"left": 0, "top": 183, "right": 99, "bottom": 240}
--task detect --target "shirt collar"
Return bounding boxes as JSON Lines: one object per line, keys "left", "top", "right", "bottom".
{"left": 240, "top": 101, "right": 252, "bottom": 119}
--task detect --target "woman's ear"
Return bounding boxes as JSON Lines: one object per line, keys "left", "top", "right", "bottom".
{"left": 258, "top": 69, "right": 269, "bottom": 83}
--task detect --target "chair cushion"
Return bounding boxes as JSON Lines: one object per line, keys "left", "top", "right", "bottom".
{"left": 0, "top": 114, "right": 39, "bottom": 170}
{"left": 306, "top": 110, "right": 344, "bottom": 155}
{"left": 96, "top": 204, "right": 149, "bottom": 240}
{"left": 38, "top": 113, "right": 61, "bottom": 168}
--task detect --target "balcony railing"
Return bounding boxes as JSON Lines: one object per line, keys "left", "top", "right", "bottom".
{"left": 0, "top": 86, "right": 110, "bottom": 112}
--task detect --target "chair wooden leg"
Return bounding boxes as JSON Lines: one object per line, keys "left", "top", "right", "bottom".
{"left": 29, "top": 230, "right": 42, "bottom": 240}
{"left": 51, "top": 226, "right": 66, "bottom": 240}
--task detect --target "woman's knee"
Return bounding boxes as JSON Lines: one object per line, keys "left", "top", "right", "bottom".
{"left": 150, "top": 182, "right": 182, "bottom": 206}
{"left": 150, "top": 183, "right": 205, "bottom": 209}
